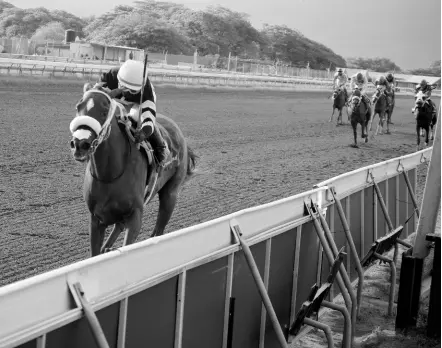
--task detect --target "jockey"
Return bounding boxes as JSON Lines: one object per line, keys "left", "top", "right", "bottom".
{"left": 412, "top": 79, "right": 438, "bottom": 116}
{"left": 99, "top": 60, "right": 170, "bottom": 166}
{"left": 332, "top": 68, "right": 348, "bottom": 100}
{"left": 385, "top": 73, "right": 396, "bottom": 89}
{"left": 375, "top": 76, "right": 392, "bottom": 108}
{"left": 349, "top": 71, "right": 371, "bottom": 107}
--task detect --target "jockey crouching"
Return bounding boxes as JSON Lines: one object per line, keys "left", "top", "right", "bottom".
{"left": 412, "top": 79, "right": 437, "bottom": 118}
{"left": 332, "top": 68, "right": 348, "bottom": 101}
{"left": 349, "top": 72, "right": 371, "bottom": 108}
{"left": 376, "top": 76, "right": 392, "bottom": 109}
{"left": 99, "top": 60, "right": 170, "bottom": 166}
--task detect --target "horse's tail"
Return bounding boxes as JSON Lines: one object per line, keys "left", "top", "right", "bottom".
{"left": 186, "top": 146, "right": 198, "bottom": 177}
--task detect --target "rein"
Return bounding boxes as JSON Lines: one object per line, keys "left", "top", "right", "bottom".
{"left": 70, "top": 89, "right": 131, "bottom": 183}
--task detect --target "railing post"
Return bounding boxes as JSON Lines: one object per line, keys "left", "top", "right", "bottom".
{"left": 230, "top": 222, "right": 288, "bottom": 348}
{"left": 70, "top": 282, "right": 110, "bottom": 348}
{"left": 329, "top": 187, "right": 364, "bottom": 317}
{"left": 413, "top": 106, "right": 441, "bottom": 259}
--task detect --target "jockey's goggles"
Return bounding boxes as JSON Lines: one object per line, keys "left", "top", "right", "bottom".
{"left": 118, "top": 82, "right": 139, "bottom": 95}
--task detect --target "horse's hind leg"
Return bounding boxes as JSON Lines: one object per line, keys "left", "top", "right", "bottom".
{"left": 101, "top": 222, "right": 124, "bottom": 253}
{"left": 151, "top": 184, "right": 180, "bottom": 237}
{"left": 89, "top": 214, "right": 107, "bottom": 257}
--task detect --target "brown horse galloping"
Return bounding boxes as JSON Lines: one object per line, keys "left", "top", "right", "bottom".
{"left": 348, "top": 89, "right": 372, "bottom": 148}
{"left": 370, "top": 87, "right": 391, "bottom": 135}
{"left": 69, "top": 84, "right": 197, "bottom": 257}
{"left": 329, "top": 86, "right": 347, "bottom": 125}
{"left": 414, "top": 91, "right": 436, "bottom": 150}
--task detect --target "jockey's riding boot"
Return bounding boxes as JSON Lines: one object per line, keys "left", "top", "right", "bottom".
{"left": 148, "top": 126, "right": 170, "bottom": 166}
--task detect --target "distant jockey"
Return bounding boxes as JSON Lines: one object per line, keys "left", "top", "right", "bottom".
{"left": 98, "top": 60, "right": 170, "bottom": 166}
{"left": 332, "top": 68, "right": 348, "bottom": 100}
{"left": 385, "top": 73, "right": 396, "bottom": 90}
{"left": 412, "top": 79, "right": 438, "bottom": 117}
{"left": 374, "top": 76, "right": 392, "bottom": 109}
{"left": 349, "top": 71, "right": 371, "bottom": 108}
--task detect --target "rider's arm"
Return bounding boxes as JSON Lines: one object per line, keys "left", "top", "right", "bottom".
{"left": 140, "top": 77, "right": 157, "bottom": 122}
{"left": 350, "top": 78, "right": 355, "bottom": 90}
{"left": 99, "top": 67, "right": 119, "bottom": 90}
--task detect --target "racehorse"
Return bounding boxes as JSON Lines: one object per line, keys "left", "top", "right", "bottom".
{"left": 348, "top": 89, "right": 371, "bottom": 148}
{"left": 370, "top": 86, "right": 391, "bottom": 135}
{"left": 329, "top": 86, "right": 346, "bottom": 125}
{"left": 414, "top": 91, "right": 436, "bottom": 150}
{"left": 69, "top": 84, "right": 197, "bottom": 257}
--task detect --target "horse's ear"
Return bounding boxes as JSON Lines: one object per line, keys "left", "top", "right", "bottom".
{"left": 83, "top": 82, "right": 93, "bottom": 93}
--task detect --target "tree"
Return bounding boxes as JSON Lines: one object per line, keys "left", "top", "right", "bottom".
{"left": 408, "top": 60, "right": 441, "bottom": 77}
{"left": 31, "top": 21, "right": 65, "bottom": 41}
{"left": 346, "top": 57, "right": 401, "bottom": 72}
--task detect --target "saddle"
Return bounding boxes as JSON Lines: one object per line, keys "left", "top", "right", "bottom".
{"left": 114, "top": 98, "right": 159, "bottom": 205}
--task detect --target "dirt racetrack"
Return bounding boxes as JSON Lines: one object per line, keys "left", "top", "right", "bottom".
{"left": 0, "top": 77, "right": 439, "bottom": 287}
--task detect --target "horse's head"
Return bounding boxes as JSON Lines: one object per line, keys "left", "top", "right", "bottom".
{"left": 332, "top": 86, "right": 342, "bottom": 99}
{"left": 350, "top": 89, "right": 362, "bottom": 109}
{"left": 69, "top": 83, "right": 114, "bottom": 162}
{"left": 414, "top": 90, "right": 428, "bottom": 111}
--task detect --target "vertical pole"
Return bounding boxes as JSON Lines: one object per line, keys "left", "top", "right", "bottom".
{"left": 426, "top": 234, "right": 441, "bottom": 337}
{"left": 413, "top": 106, "right": 441, "bottom": 258}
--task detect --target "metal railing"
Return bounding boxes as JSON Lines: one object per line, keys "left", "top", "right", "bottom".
{"left": 0, "top": 147, "right": 432, "bottom": 348}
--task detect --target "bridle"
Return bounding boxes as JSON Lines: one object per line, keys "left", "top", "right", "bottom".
{"left": 70, "top": 89, "right": 125, "bottom": 156}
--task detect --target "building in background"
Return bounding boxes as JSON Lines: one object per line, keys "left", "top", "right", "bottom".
{"left": 69, "top": 41, "right": 144, "bottom": 62}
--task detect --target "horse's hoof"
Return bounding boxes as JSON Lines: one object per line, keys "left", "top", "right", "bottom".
{"left": 365, "top": 137, "right": 368, "bottom": 143}
{"left": 351, "top": 144, "right": 359, "bottom": 148}
{"left": 386, "top": 130, "right": 391, "bottom": 134}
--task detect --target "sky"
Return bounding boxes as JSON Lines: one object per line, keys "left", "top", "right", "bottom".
{"left": 7, "top": 0, "right": 442, "bottom": 69}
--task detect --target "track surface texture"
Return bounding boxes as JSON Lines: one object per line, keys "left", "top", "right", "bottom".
{"left": 0, "top": 77, "right": 439, "bottom": 286}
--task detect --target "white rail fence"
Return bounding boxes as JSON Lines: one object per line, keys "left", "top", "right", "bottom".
{"left": 0, "top": 147, "right": 432, "bottom": 348}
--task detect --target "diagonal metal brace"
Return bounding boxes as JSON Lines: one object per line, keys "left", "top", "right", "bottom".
{"left": 230, "top": 223, "right": 288, "bottom": 348}
{"left": 69, "top": 281, "right": 110, "bottom": 348}
{"left": 329, "top": 186, "right": 364, "bottom": 318}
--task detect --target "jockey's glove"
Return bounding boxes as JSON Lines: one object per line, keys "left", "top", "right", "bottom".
{"left": 108, "top": 88, "right": 124, "bottom": 99}
{"left": 141, "top": 121, "right": 154, "bottom": 137}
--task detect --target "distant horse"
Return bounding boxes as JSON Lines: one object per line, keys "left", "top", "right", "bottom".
{"left": 329, "top": 86, "right": 347, "bottom": 125}
{"left": 414, "top": 91, "right": 436, "bottom": 150}
{"left": 348, "top": 89, "right": 372, "bottom": 148}
{"left": 69, "top": 84, "right": 197, "bottom": 256}
{"left": 370, "top": 86, "right": 391, "bottom": 135}
{"left": 387, "top": 88, "right": 395, "bottom": 124}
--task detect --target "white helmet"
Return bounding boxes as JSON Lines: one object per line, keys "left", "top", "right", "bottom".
{"left": 117, "top": 60, "right": 145, "bottom": 91}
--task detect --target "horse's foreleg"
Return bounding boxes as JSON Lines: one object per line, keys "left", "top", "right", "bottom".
{"left": 122, "top": 208, "right": 143, "bottom": 246}
{"left": 101, "top": 222, "right": 124, "bottom": 253}
{"left": 329, "top": 108, "right": 335, "bottom": 122}
{"left": 151, "top": 187, "right": 179, "bottom": 237}
{"left": 425, "top": 126, "right": 430, "bottom": 147}
{"left": 89, "top": 214, "right": 107, "bottom": 257}
{"left": 338, "top": 109, "right": 343, "bottom": 125}
{"left": 416, "top": 126, "right": 421, "bottom": 151}
{"left": 352, "top": 123, "right": 358, "bottom": 148}
{"left": 369, "top": 113, "right": 375, "bottom": 131}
